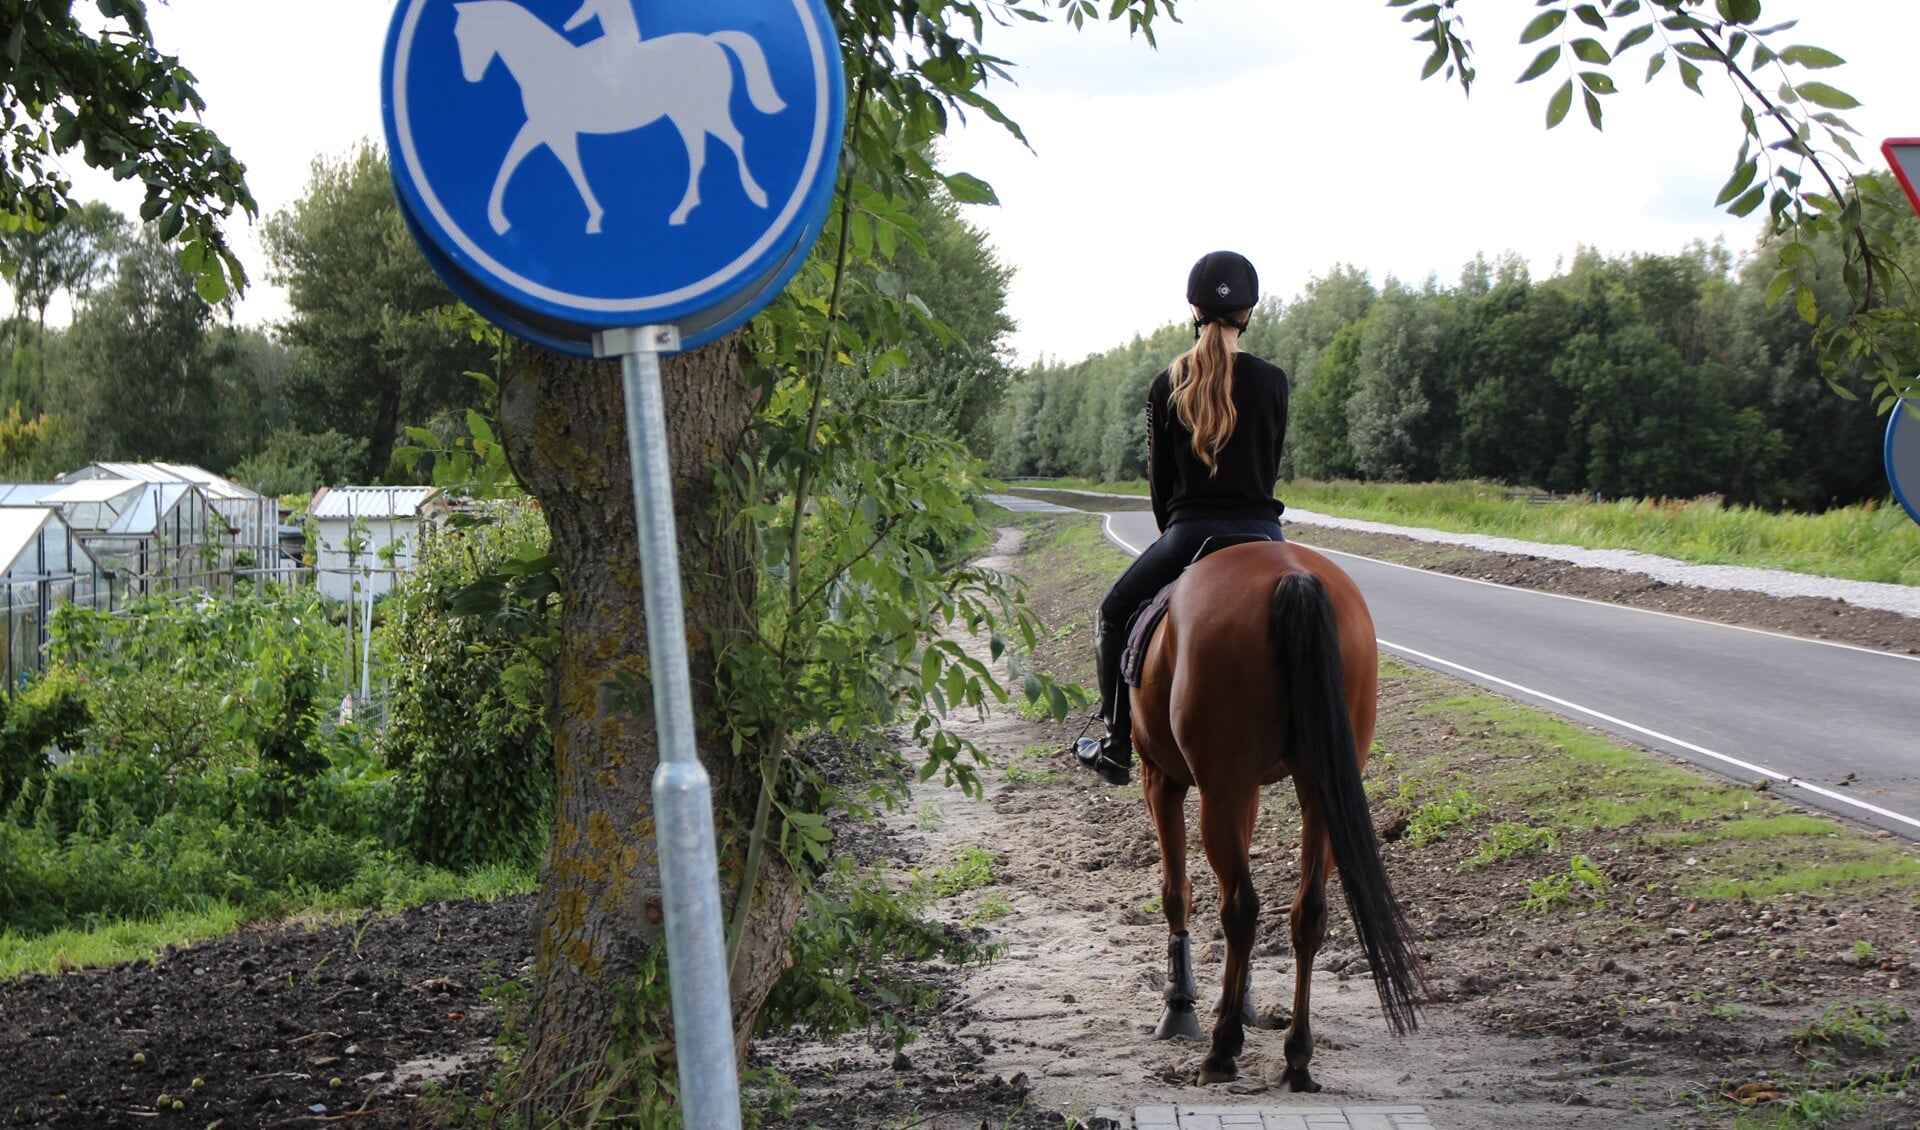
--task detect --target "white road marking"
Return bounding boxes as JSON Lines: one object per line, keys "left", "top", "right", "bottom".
{"left": 1380, "top": 639, "right": 1920, "bottom": 834}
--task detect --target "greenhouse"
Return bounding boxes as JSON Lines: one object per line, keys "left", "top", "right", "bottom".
{"left": 60, "top": 462, "right": 291, "bottom": 581}
{"left": 0, "top": 507, "right": 104, "bottom": 690}
{"left": 15, "top": 477, "right": 231, "bottom": 603}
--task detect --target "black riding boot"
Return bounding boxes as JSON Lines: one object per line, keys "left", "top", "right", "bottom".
{"left": 1074, "top": 618, "right": 1134, "bottom": 785}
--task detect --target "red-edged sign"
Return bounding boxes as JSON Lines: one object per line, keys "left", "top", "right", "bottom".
{"left": 1887, "top": 139, "right": 1920, "bottom": 218}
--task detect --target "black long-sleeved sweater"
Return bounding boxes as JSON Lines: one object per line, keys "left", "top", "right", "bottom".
{"left": 1146, "top": 352, "right": 1289, "bottom": 531}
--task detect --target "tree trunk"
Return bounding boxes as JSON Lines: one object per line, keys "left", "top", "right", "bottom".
{"left": 498, "top": 335, "right": 803, "bottom": 1118}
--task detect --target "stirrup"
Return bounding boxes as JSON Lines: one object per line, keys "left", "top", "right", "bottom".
{"left": 1074, "top": 736, "right": 1132, "bottom": 786}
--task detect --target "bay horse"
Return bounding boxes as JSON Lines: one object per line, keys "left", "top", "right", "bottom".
{"left": 1130, "top": 540, "right": 1425, "bottom": 1088}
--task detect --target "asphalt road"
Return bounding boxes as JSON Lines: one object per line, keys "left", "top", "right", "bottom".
{"left": 1088, "top": 506, "right": 1920, "bottom": 838}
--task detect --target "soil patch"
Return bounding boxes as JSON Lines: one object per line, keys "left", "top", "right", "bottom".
{"left": 0, "top": 898, "right": 530, "bottom": 1127}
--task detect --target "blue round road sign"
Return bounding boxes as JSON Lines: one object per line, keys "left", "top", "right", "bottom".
{"left": 1889, "top": 400, "right": 1920, "bottom": 528}
{"left": 383, "top": 0, "right": 844, "bottom": 352}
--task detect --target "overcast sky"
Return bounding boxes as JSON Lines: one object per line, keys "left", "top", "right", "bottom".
{"left": 53, "top": 0, "right": 1920, "bottom": 365}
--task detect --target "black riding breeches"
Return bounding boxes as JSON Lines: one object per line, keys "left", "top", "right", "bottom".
{"left": 1097, "top": 516, "right": 1286, "bottom": 633}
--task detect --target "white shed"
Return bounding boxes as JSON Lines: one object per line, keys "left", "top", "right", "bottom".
{"left": 307, "top": 486, "right": 447, "bottom": 602}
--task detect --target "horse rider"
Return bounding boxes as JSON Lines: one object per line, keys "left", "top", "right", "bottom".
{"left": 565, "top": 0, "right": 640, "bottom": 45}
{"left": 1074, "top": 250, "right": 1291, "bottom": 786}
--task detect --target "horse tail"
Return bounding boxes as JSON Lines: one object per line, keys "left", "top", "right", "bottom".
{"left": 709, "top": 31, "right": 789, "bottom": 115}
{"left": 1270, "top": 571, "right": 1424, "bottom": 1036}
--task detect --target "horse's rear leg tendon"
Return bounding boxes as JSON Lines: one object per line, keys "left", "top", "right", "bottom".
{"left": 1143, "top": 764, "right": 1200, "bottom": 1041}
{"left": 1198, "top": 791, "right": 1259, "bottom": 1084}
{"left": 1282, "top": 804, "right": 1331, "bottom": 1093}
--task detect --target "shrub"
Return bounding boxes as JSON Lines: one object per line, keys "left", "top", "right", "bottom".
{"left": 378, "top": 502, "right": 555, "bottom": 870}
{"left": 0, "top": 665, "right": 90, "bottom": 809}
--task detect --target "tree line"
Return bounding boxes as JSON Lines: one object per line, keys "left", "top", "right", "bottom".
{"left": 0, "top": 141, "right": 1013, "bottom": 497}
{"left": 988, "top": 179, "right": 1920, "bottom": 513}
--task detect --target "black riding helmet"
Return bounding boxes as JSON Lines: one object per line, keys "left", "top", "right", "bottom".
{"left": 1186, "top": 250, "right": 1258, "bottom": 334}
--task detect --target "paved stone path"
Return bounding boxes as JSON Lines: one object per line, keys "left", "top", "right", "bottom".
{"left": 1092, "top": 1104, "right": 1434, "bottom": 1129}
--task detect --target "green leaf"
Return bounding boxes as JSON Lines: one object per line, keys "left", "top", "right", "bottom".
{"left": 1794, "top": 284, "right": 1819, "bottom": 325}
{"left": 1715, "top": 0, "right": 1760, "bottom": 24}
{"left": 1615, "top": 24, "right": 1653, "bottom": 53}
{"left": 466, "top": 409, "right": 496, "bottom": 445}
{"left": 1521, "top": 9, "right": 1567, "bottom": 43}
{"left": 1778, "top": 45, "right": 1845, "bottom": 69}
{"left": 1518, "top": 45, "right": 1561, "bottom": 82}
{"left": 1646, "top": 52, "right": 1667, "bottom": 80}
{"left": 1678, "top": 59, "right": 1703, "bottom": 94}
{"left": 192, "top": 269, "right": 228, "bottom": 305}
{"left": 941, "top": 171, "right": 998, "bottom": 206}
{"left": 1793, "top": 82, "right": 1860, "bottom": 109}
{"left": 1582, "top": 88, "right": 1603, "bottom": 129}
{"left": 1570, "top": 38, "right": 1611, "bottom": 64}
{"left": 1546, "top": 79, "right": 1574, "bottom": 128}
{"left": 1574, "top": 5, "right": 1607, "bottom": 30}
{"left": 1763, "top": 269, "right": 1794, "bottom": 308}
{"left": 1714, "top": 158, "right": 1758, "bottom": 205}
{"left": 1727, "top": 184, "right": 1765, "bottom": 216}
{"left": 1579, "top": 71, "right": 1617, "bottom": 94}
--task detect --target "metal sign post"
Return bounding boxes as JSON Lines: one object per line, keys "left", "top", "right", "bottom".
{"left": 596, "top": 325, "right": 740, "bottom": 1128}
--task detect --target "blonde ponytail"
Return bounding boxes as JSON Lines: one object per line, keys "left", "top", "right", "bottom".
{"left": 1168, "top": 319, "right": 1241, "bottom": 474}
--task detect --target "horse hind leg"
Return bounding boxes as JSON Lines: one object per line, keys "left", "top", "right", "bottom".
{"left": 1280, "top": 801, "right": 1332, "bottom": 1093}
{"left": 668, "top": 122, "right": 707, "bottom": 226}
{"left": 711, "top": 120, "right": 769, "bottom": 209}
{"left": 1142, "top": 762, "right": 1200, "bottom": 1042}
{"left": 1197, "top": 790, "right": 1260, "bottom": 1085}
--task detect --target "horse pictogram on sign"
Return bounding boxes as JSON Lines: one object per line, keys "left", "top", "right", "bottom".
{"left": 383, "top": 0, "right": 844, "bottom": 353}
{"left": 452, "top": 1, "right": 788, "bottom": 233}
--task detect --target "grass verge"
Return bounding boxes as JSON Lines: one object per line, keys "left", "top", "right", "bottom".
{"left": 998, "top": 477, "right": 1920, "bottom": 586}
{"left": 0, "top": 862, "right": 536, "bottom": 980}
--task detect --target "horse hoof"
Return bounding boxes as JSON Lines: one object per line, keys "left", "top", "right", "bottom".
{"left": 1154, "top": 1005, "right": 1203, "bottom": 1041}
{"left": 1196, "top": 1059, "right": 1238, "bottom": 1085}
{"left": 1280, "top": 1066, "right": 1320, "bottom": 1093}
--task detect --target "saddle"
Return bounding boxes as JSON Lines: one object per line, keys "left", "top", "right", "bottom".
{"left": 1120, "top": 534, "right": 1273, "bottom": 688}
